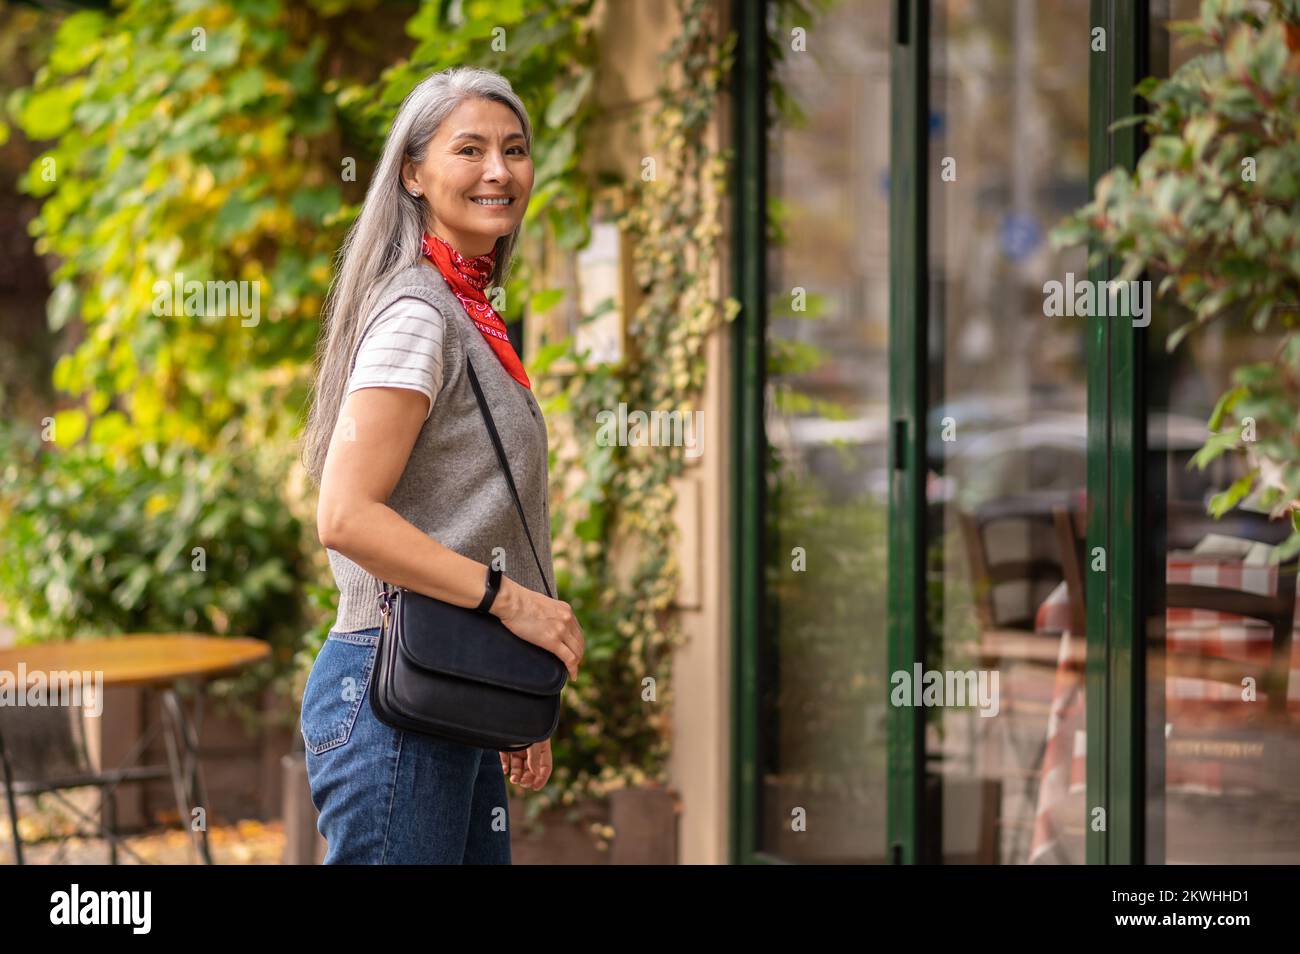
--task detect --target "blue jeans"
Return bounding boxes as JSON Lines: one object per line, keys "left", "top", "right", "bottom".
{"left": 299, "top": 627, "right": 512, "bottom": 864}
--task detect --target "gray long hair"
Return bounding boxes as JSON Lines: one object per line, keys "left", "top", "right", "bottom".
{"left": 300, "top": 66, "right": 533, "bottom": 485}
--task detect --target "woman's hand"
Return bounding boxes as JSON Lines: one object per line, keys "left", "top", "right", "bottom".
{"left": 500, "top": 739, "right": 552, "bottom": 791}
{"left": 491, "top": 577, "right": 584, "bottom": 681}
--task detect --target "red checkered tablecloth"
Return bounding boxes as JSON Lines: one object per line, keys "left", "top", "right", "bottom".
{"left": 1028, "top": 556, "right": 1300, "bottom": 864}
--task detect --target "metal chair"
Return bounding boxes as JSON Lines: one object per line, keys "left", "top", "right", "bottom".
{"left": 0, "top": 701, "right": 182, "bottom": 864}
{"left": 958, "top": 495, "right": 1076, "bottom": 863}
{"left": 959, "top": 497, "right": 1068, "bottom": 633}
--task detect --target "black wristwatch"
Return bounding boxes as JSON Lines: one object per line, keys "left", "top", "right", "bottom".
{"left": 475, "top": 563, "right": 504, "bottom": 614}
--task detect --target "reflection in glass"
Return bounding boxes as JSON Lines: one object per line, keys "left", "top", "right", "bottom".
{"left": 927, "top": 0, "right": 1091, "bottom": 864}
{"left": 760, "top": 1, "right": 892, "bottom": 863}
{"left": 1145, "top": 0, "right": 1300, "bottom": 863}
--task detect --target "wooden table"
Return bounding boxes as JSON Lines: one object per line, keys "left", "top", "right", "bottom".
{"left": 0, "top": 634, "right": 270, "bottom": 864}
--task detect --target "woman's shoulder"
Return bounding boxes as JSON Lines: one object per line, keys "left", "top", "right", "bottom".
{"left": 372, "top": 261, "right": 452, "bottom": 308}
{"left": 363, "top": 296, "right": 444, "bottom": 344}
{"left": 363, "top": 265, "right": 459, "bottom": 344}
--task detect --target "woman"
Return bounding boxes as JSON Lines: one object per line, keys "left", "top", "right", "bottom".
{"left": 298, "top": 66, "right": 584, "bottom": 864}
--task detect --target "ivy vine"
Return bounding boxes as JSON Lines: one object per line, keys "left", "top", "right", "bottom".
{"left": 528, "top": 0, "right": 739, "bottom": 829}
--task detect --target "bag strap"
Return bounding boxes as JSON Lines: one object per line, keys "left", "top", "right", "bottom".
{"left": 464, "top": 356, "right": 554, "bottom": 600}
{"left": 375, "top": 354, "right": 553, "bottom": 609}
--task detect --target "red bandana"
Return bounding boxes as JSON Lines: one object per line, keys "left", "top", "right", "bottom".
{"left": 420, "top": 232, "right": 531, "bottom": 390}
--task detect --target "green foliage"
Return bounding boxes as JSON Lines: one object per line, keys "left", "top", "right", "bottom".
{"left": 0, "top": 420, "right": 307, "bottom": 649}
{"left": 1053, "top": 0, "right": 1300, "bottom": 556}
{"left": 359, "top": 0, "right": 602, "bottom": 333}
{"left": 766, "top": 450, "right": 890, "bottom": 788}
{"left": 527, "top": 0, "right": 739, "bottom": 816}
{"left": 9, "top": 0, "right": 367, "bottom": 456}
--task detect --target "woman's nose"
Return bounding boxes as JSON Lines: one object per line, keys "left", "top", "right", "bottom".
{"left": 483, "top": 150, "right": 510, "bottom": 180}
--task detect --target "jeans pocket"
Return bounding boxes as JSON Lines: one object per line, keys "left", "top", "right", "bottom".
{"left": 300, "top": 632, "right": 379, "bottom": 756}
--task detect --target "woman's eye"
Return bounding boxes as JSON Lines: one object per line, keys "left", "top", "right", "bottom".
{"left": 458, "top": 144, "right": 527, "bottom": 157}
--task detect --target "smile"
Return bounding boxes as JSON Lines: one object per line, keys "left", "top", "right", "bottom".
{"left": 471, "top": 197, "right": 513, "bottom": 206}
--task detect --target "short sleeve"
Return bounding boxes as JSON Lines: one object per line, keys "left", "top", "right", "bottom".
{"left": 347, "top": 297, "right": 445, "bottom": 421}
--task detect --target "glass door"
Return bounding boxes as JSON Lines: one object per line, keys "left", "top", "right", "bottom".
{"left": 918, "top": 0, "right": 1094, "bottom": 865}
{"left": 745, "top": 0, "right": 894, "bottom": 864}
{"left": 735, "top": 0, "right": 1197, "bottom": 865}
{"left": 885, "top": 0, "right": 1148, "bottom": 864}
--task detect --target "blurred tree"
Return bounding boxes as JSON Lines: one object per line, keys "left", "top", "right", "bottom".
{"left": 10, "top": 0, "right": 412, "bottom": 459}
{"left": 0, "top": 3, "right": 57, "bottom": 425}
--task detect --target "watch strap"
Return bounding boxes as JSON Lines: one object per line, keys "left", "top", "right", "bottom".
{"left": 475, "top": 563, "right": 503, "bottom": 614}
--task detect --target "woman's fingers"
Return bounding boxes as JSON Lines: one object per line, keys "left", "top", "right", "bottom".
{"left": 553, "top": 640, "right": 579, "bottom": 681}
{"left": 528, "top": 743, "right": 551, "bottom": 789}
{"left": 507, "top": 750, "right": 526, "bottom": 784}
{"left": 568, "top": 615, "right": 585, "bottom": 658}
{"left": 500, "top": 744, "right": 552, "bottom": 790}
{"left": 555, "top": 618, "right": 584, "bottom": 678}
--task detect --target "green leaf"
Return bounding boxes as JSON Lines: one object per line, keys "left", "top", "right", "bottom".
{"left": 545, "top": 71, "right": 593, "bottom": 128}
{"left": 1208, "top": 469, "right": 1257, "bottom": 517}
{"left": 1107, "top": 112, "right": 1150, "bottom": 133}
{"left": 289, "top": 185, "right": 342, "bottom": 223}
{"left": 1272, "top": 529, "right": 1300, "bottom": 564}
{"left": 529, "top": 288, "right": 565, "bottom": 313}
{"left": 574, "top": 512, "right": 603, "bottom": 542}
{"left": 49, "top": 10, "right": 106, "bottom": 74}
{"left": 533, "top": 126, "right": 575, "bottom": 183}
{"left": 1185, "top": 114, "right": 1219, "bottom": 161}
{"left": 1166, "top": 319, "right": 1200, "bottom": 352}
{"left": 18, "top": 82, "right": 84, "bottom": 140}
{"left": 1189, "top": 430, "right": 1239, "bottom": 471}
{"left": 1207, "top": 385, "right": 1246, "bottom": 431}
{"left": 530, "top": 340, "right": 571, "bottom": 375}
{"left": 47, "top": 281, "right": 80, "bottom": 333}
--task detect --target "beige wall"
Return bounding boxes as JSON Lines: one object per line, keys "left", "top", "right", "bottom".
{"left": 545, "top": 0, "right": 736, "bottom": 864}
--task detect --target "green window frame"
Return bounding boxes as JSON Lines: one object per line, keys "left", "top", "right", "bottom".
{"left": 729, "top": 0, "right": 769, "bottom": 867}
{"left": 729, "top": 0, "right": 1155, "bottom": 865}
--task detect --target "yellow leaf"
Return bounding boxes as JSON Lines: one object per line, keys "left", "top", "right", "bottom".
{"left": 51, "top": 409, "right": 87, "bottom": 446}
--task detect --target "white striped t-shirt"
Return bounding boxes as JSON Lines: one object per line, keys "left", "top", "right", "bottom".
{"left": 346, "top": 296, "right": 445, "bottom": 421}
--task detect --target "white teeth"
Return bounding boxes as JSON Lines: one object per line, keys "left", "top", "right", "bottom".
{"left": 473, "top": 197, "right": 511, "bottom": 206}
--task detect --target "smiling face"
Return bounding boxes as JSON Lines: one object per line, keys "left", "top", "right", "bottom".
{"left": 402, "top": 97, "right": 533, "bottom": 259}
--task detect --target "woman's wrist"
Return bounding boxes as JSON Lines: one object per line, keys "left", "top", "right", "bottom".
{"left": 489, "top": 575, "right": 521, "bottom": 619}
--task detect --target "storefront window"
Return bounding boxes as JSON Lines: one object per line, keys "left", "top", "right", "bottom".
{"left": 925, "top": 0, "right": 1092, "bottom": 864}
{"left": 1143, "top": 0, "right": 1300, "bottom": 863}
{"left": 759, "top": 0, "right": 892, "bottom": 863}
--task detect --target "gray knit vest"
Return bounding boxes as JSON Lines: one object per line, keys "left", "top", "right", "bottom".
{"left": 326, "top": 260, "right": 554, "bottom": 634}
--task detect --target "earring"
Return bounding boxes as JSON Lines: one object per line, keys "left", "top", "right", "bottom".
{"left": 410, "top": 189, "right": 421, "bottom": 197}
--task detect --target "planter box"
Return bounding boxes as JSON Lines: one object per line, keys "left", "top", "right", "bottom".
{"left": 507, "top": 795, "right": 609, "bottom": 864}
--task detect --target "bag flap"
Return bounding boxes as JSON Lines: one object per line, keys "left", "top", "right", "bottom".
{"left": 394, "top": 588, "right": 568, "bottom": 695}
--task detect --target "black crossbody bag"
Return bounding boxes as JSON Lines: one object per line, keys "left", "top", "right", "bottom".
{"left": 368, "top": 356, "right": 565, "bottom": 751}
